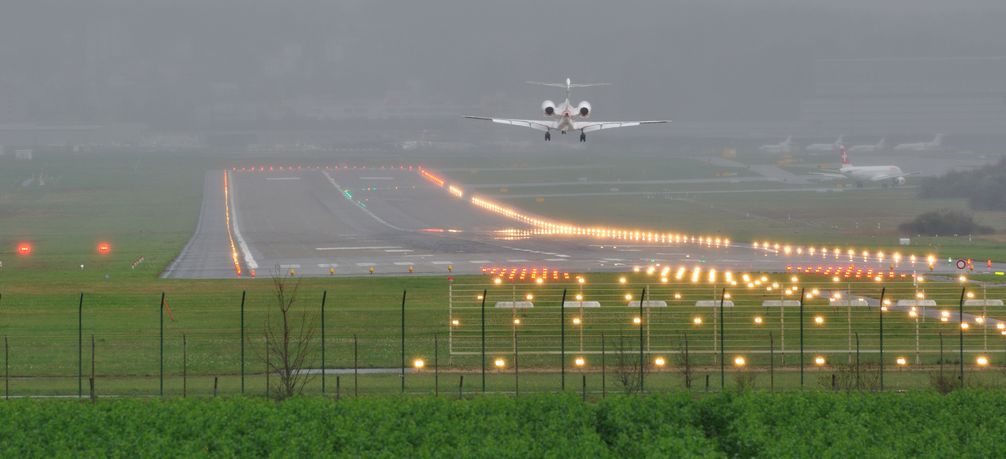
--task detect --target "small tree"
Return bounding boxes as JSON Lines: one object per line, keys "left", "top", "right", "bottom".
{"left": 260, "top": 275, "right": 317, "bottom": 399}
{"left": 612, "top": 331, "right": 648, "bottom": 394}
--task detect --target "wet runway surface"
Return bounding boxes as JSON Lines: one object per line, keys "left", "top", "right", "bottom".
{"left": 165, "top": 166, "right": 994, "bottom": 278}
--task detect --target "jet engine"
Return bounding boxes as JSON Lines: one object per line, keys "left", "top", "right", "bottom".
{"left": 576, "top": 101, "right": 591, "bottom": 117}
{"left": 896, "top": 176, "right": 906, "bottom": 185}
{"left": 541, "top": 100, "right": 556, "bottom": 116}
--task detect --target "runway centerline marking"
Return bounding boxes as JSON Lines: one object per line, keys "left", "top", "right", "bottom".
{"left": 316, "top": 246, "right": 401, "bottom": 251}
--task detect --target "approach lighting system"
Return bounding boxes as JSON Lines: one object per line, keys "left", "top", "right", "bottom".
{"left": 97, "top": 242, "right": 112, "bottom": 255}
{"left": 17, "top": 243, "right": 32, "bottom": 256}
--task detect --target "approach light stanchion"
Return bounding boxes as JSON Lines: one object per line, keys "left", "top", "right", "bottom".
{"left": 480, "top": 289, "right": 487, "bottom": 393}
{"left": 321, "top": 290, "right": 327, "bottom": 394}
{"left": 878, "top": 287, "right": 886, "bottom": 391}
{"left": 720, "top": 288, "right": 727, "bottom": 390}
{"left": 400, "top": 289, "right": 407, "bottom": 394}
{"left": 159, "top": 292, "right": 165, "bottom": 397}
{"left": 799, "top": 287, "right": 805, "bottom": 389}
{"left": 239, "top": 290, "right": 246, "bottom": 394}
{"left": 560, "top": 288, "right": 567, "bottom": 390}
{"left": 639, "top": 287, "right": 646, "bottom": 393}
{"left": 959, "top": 287, "right": 966, "bottom": 385}
{"left": 78, "top": 292, "right": 83, "bottom": 399}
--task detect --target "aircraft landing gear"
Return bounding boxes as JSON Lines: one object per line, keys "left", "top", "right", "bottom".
{"left": 545, "top": 131, "right": 551, "bottom": 141}
{"left": 579, "top": 131, "right": 586, "bottom": 143}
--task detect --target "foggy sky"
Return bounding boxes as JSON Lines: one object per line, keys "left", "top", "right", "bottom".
{"left": 2, "top": 0, "right": 1005, "bottom": 127}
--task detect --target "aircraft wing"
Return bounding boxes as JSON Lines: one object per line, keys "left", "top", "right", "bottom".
{"left": 464, "top": 116, "right": 556, "bottom": 132}
{"left": 573, "top": 120, "right": 668, "bottom": 133}
{"left": 869, "top": 171, "right": 921, "bottom": 182}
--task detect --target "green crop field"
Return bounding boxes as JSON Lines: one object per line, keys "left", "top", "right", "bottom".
{"left": 2, "top": 392, "right": 1006, "bottom": 457}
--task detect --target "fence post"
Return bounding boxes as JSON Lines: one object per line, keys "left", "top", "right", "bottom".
{"left": 265, "top": 335, "right": 270, "bottom": 398}
{"left": 90, "top": 334, "right": 95, "bottom": 401}
{"left": 638, "top": 287, "right": 645, "bottom": 393}
{"left": 561, "top": 288, "right": 567, "bottom": 390}
{"left": 240, "top": 290, "right": 246, "bottom": 395}
{"left": 514, "top": 325, "right": 519, "bottom": 398}
{"left": 336, "top": 375, "right": 341, "bottom": 401}
{"left": 719, "top": 288, "right": 727, "bottom": 390}
{"left": 959, "top": 286, "right": 966, "bottom": 386}
{"left": 769, "top": 332, "right": 774, "bottom": 392}
{"left": 354, "top": 334, "right": 359, "bottom": 397}
{"left": 321, "top": 290, "right": 327, "bottom": 395}
{"left": 458, "top": 375, "right": 464, "bottom": 400}
{"left": 878, "top": 287, "right": 886, "bottom": 391}
{"left": 799, "top": 287, "right": 805, "bottom": 388}
{"left": 480, "top": 289, "right": 487, "bottom": 393}
{"left": 855, "top": 332, "right": 861, "bottom": 390}
{"left": 78, "top": 292, "right": 83, "bottom": 399}
{"left": 401, "top": 290, "right": 407, "bottom": 394}
{"left": 434, "top": 333, "right": 439, "bottom": 397}
{"left": 183, "top": 334, "right": 188, "bottom": 398}
{"left": 159, "top": 292, "right": 165, "bottom": 398}
{"left": 601, "top": 332, "right": 606, "bottom": 398}
{"left": 3, "top": 336, "right": 7, "bottom": 400}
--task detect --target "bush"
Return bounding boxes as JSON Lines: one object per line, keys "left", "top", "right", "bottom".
{"left": 898, "top": 209, "right": 994, "bottom": 236}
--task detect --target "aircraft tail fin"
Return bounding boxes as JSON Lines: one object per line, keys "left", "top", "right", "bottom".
{"left": 527, "top": 79, "right": 609, "bottom": 99}
{"left": 840, "top": 146, "right": 850, "bottom": 166}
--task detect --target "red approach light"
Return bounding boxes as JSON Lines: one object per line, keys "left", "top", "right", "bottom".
{"left": 97, "top": 242, "right": 112, "bottom": 255}
{"left": 17, "top": 243, "right": 32, "bottom": 255}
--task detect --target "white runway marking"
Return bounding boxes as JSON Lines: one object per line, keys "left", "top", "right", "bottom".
{"left": 393, "top": 262, "right": 414, "bottom": 266}
{"left": 507, "top": 259, "right": 529, "bottom": 262}
{"left": 316, "top": 246, "right": 400, "bottom": 251}
{"left": 546, "top": 258, "right": 566, "bottom": 262}
{"left": 279, "top": 264, "right": 301, "bottom": 269}
{"left": 431, "top": 261, "right": 454, "bottom": 265}
{"left": 356, "top": 262, "right": 376, "bottom": 267}
{"left": 316, "top": 263, "right": 338, "bottom": 268}
{"left": 227, "top": 171, "right": 259, "bottom": 270}
{"left": 469, "top": 260, "right": 490, "bottom": 264}
{"left": 385, "top": 249, "right": 413, "bottom": 253}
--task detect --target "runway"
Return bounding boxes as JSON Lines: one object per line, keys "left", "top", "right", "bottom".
{"left": 163, "top": 165, "right": 994, "bottom": 278}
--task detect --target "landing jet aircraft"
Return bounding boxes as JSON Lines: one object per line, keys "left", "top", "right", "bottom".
{"left": 465, "top": 78, "right": 667, "bottom": 142}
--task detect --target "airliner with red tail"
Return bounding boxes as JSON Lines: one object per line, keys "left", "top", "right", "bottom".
{"left": 812, "top": 146, "right": 918, "bottom": 187}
